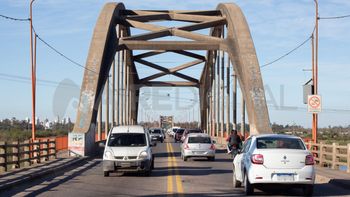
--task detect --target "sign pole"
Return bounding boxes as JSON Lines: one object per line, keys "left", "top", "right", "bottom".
{"left": 312, "top": 0, "right": 319, "bottom": 143}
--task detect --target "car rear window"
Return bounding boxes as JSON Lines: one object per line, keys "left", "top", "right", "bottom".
{"left": 188, "top": 136, "right": 211, "bottom": 144}
{"left": 188, "top": 129, "right": 202, "bottom": 133}
{"left": 256, "top": 137, "right": 305, "bottom": 150}
{"left": 177, "top": 129, "right": 185, "bottom": 134}
{"left": 108, "top": 133, "right": 146, "bottom": 147}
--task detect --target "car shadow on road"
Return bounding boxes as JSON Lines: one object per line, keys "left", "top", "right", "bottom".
{"left": 154, "top": 151, "right": 181, "bottom": 158}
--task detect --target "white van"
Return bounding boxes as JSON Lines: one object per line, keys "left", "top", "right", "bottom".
{"left": 102, "top": 125, "right": 154, "bottom": 176}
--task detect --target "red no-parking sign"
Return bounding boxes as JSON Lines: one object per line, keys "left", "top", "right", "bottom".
{"left": 308, "top": 95, "right": 322, "bottom": 113}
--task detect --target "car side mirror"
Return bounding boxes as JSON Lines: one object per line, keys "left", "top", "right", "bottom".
{"left": 212, "top": 140, "right": 217, "bottom": 144}
{"left": 99, "top": 142, "right": 105, "bottom": 148}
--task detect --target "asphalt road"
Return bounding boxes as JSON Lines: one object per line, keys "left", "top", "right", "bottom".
{"left": 2, "top": 137, "right": 350, "bottom": 197}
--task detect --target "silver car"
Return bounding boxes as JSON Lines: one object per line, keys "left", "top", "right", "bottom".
{"left": 181, "top": 133, "right": 216, "bottom": 161}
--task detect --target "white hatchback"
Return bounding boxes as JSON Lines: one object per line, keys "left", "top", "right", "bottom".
{"left": 232, "top": 134, "right": 315, "bottom": 196}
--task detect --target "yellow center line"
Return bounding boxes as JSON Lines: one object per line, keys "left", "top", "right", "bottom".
{"left": 169, "top": 142, "right": 184, "bottom": 195}
{"left": 166, "top": 142, "right": 173, "bottom": 196}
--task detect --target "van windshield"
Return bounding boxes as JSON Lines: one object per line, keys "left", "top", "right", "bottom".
{"left": 108, "top": 133, "right": 146, "bottom": 147}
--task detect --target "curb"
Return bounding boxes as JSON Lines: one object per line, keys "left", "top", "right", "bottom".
{"left": 0, "top": 157, "right": 88, "bottom": 192}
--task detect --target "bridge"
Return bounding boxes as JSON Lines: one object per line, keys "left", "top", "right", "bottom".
{"left": 68, "top": 2, "right": 271, "bottom": 156}
{"left": 0, "top": 2, "right": 349, "bottom": 196}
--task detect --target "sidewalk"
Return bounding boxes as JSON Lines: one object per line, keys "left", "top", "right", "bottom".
{"left": 316, "top": 166, "right": 350, "bottom": 189}
{"left": 0, "top": 153, "right": 86, "bottom": 191}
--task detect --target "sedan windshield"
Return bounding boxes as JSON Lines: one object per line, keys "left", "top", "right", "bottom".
{"left": 256, "top": 137, "right": 305, "bottom": 150}
{"left": 188, "top": 136, "right": 211, "bottom": 144}
{"left": 150, "top": 129, "right": 161, "bottom": 134}
{"left": 108, "top": 133, "right": 146, "bottom": 147}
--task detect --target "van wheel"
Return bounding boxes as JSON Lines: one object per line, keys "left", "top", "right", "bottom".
{"left": 302, "top": 185, "right": 313, "bottom": 196}
{"left": 151, "top": 157, "right": 155, "bottom": 170}
{"left": 232, "top": 165, "right": 241, "bottom": 188}
{"left": 144, "top": 169, "right": 151, "bottom": 177}
{"left": 103, "top": 171, "right": 109, "bottom": 177}
{"left": 244, "top": 173, "right": 254, "bottom": 195}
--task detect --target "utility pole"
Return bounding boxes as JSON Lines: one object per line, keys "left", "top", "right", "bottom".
{"left": 30, "top": 0, "right": 36, "bottom": 141}
{"left": 312, "top": 0, "right": 319, "bottom": 143}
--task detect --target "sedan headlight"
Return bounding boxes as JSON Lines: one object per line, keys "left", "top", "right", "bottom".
{"left": 139, "top": 151, "right": 148, "bottom": 159}
{"left": 104, "top": 151, "right": 114, "bottom": 159}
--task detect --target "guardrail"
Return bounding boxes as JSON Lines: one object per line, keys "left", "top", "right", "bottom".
{"left": 305, "top": 142, "right": 350, "bottom": 173}
{"left": 0, "top": 139, "right": 56, "bottom": 173}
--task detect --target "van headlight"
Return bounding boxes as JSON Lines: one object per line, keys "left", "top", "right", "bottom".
{"left": 139, "top": 151, "right": 148, "bottom": 160}
{"left": 104, "top": 151, "right": 114, "bottom": 159}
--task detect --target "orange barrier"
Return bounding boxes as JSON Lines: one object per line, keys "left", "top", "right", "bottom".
{"left": 38, "top": 132, "right": 107, "bottom": 152}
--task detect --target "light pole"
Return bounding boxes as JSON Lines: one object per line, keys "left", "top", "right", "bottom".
{"left": 30, "top": 0, "right": 36, "bottom": 141}
{"left": 312, "top": 0, "right": 319, "bottom": 143}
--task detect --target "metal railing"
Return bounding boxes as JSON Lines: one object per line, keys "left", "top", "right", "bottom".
{"left": 305, "top": 142, "right": 350, "bottom": 173}
{"left": 0, "top": 139, "right": 56, "bottom": 172}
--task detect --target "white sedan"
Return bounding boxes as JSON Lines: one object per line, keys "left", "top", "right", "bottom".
{"left": 232, "top": 134, "right": 315, "bottom": 196}
{"left": 181, "top": 133, "right": 216, "bottom": 161}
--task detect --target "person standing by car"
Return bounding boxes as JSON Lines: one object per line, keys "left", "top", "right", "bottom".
{"left": 226, "top": 129, "right": 242, "bottom": 158}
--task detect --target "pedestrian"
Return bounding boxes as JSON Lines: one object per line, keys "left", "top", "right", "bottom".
{"left": 226, "top": 129, "right": 242, "bottom": 158}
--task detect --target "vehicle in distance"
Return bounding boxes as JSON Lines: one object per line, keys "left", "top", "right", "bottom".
{"left": 181, "top": 133, "right": 216, "bottom": 161}
{"left": 149, "top": 128, "right": 164, "bottom": 143}
{"left": 181, "top": 128, "right": 203, "bottom": 142}
{"left": 232, "top": 134, "right": 315, "bottom": 196}
{"left": 102, "top": 125, "right": 154, "bottom": 177}
{"left": 169, "top": 126, "right": 180, "bottom": 138}
{"left": 174, "top": 128, "right": 185, "bottom": 142}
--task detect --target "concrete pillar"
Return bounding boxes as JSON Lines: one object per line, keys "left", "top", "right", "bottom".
{"left": 123, "top": 48, "right": 127, "bottom": 125}
{"left": 97, "top": 101, "right": 102, "bottom": 141}
{"left": 241, "top": 94, "right": 245, "bottom": 139}
{"left": 112, "top": 58, "right": 115, "bottom": 127}
{"left": 220, "top": 49, "right": 224, "bottom": 138}
{"left": 105, "top": 77, "right": 109, "bottom": 138}
{"left": 216, "top": 49, "right": 220, "bottom": 137}
{"left": 226, "top": 56, "right": 230, "bottom": 133}
{"left": 232, "top": 68, "right": 237, "bottom": 130}
{"left": 116, "top": 30, "right": 121, "bottom": 125}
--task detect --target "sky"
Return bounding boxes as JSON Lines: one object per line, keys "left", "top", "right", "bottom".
{"left": 0, "top": 0, "right": 349, "bottom": 128}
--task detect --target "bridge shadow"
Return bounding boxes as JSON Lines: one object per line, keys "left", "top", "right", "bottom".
{"left": 0, "top": 158, "right": 101, "bottom": 197}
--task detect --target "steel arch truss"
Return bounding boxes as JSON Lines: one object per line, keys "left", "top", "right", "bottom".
{"left": 72, "top": 2, "right": 272, "bottom": 154}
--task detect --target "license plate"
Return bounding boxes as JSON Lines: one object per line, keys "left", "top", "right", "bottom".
{"left": 276, "top": 173, "right": 294, "bottom": 181}
{"left": 120, "top": 162, "right": 131, "bottom": 167}
{"left": 193, "top": 151, "right": 205, "bottom": 155}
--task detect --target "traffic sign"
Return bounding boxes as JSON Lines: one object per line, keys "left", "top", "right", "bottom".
{"left": 308, "top": 95, "right": 322, "bottom": 113}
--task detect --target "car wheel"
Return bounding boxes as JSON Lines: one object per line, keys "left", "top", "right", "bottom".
{"left": 244, "top": 173, "right": 254, "bottom": 195}
{"left": 183, "top": 156, "right": 188, "bottom": 161}
{"left": 232, "top": 165, "right": 241, "bottom": 188}
{"left": 103, "top": 171, "right": 109, "bottom": 177}
{"left": 208, "top": 157, "right": 215, "bottom": 161}
{"left": 302, "top": 185, "right": 313, "bottom": 196}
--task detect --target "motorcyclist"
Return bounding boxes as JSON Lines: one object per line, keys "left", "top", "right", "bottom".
{"left": 226, "top": 129, "right": 242, "bottom": 158}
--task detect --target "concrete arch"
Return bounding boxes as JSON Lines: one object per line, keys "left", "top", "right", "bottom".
{"left": 217, "top": 3, "right": 272, "bottom": 134}
{"left": 69, "top": 3, "right": 125, "bottom": 156}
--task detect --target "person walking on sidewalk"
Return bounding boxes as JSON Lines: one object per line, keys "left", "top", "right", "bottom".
{"left": 226, "top": 129, "right": 242, "bottom": 158}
